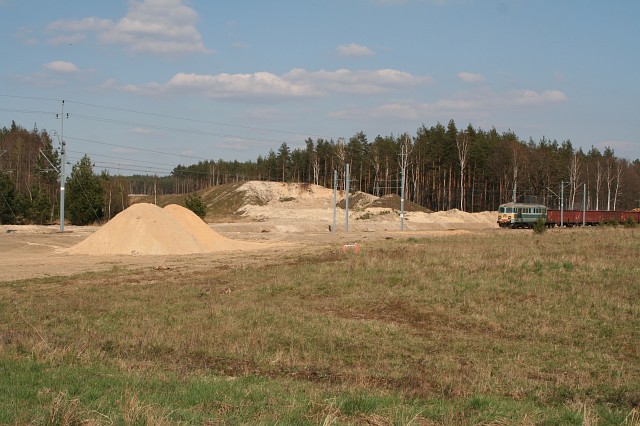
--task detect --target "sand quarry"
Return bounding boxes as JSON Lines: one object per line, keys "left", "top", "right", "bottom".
{"left": 0, "top": 181, "right": 499, "bottom": 281}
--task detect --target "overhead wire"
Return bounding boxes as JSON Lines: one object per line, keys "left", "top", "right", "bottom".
{"left": 64, "top": 136, "right": 208, "bottom": 161}
{"left": 71, "top": 113, "right": 294, "bottom": 145}
{"left": 66, "top": 150, "right": 178, "bottom": 168}
{"left": 1, "top": 95, "right": 341, "bottom": 176}
{"left": 65, "top": 98, "right": 336, "bottom": 140}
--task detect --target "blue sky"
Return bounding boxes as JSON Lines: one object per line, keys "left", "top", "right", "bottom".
{"left": 1, "top": 0, "right": 639, "bottom": 176}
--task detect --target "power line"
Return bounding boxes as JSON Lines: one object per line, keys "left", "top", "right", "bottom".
{"left": 1, "top": 94, "right": 339, "bottom": 143}
{"left": 66, "top": 150, "right": 178, "bottom": 168}
{"left": 65, "top": 99, "right": 336, "bottom": 140}
{"left": 72, "top": 113, "right": 296, "bottom": 145}
{"left": 65, "top": 135, "right": 209, "bottom": 161}
{"left": 0, "top": 94, "right": 61, "bottom": 102}
{"left": 0, "top": 107, "right": 57, "bottom": 117}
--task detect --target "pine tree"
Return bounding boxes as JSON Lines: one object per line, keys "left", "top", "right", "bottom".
{"left": 66, "top": 155, "right": 105, "bottom": 225}
{"left": 185, "top": 192, "right": 207, "bottom": 219}
{"left": 0, "top": 173, "right": 17, "bottom": 224}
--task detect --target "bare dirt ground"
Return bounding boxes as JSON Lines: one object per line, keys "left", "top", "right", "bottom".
{"left": 0, "top": 182, "right": 499, "bottom": 282}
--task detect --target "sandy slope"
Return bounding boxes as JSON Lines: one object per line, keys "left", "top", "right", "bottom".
{"left": 235, "top": 181, "right": 498, "bottom": 232}
{"left": 0, "top": 181, "right": 499, "bottom": 280}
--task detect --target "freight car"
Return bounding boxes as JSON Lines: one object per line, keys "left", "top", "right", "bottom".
{"left": 546, "top": 209, "right": 640, "bottom": 227}
{"left": 497, "top": 202, "right": 640, "bottom": 228}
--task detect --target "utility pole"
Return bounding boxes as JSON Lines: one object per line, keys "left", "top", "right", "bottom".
{"left": 583, "top": 183, "right": 586, "bottom": 226}
{"left": 560, "top": 180, "right": 564, "bottom": 227}
{"left": 333, "top": 170, "right": 337, "bottom": 233}
{"left": 56, "top": 100, "right": 68, "bottom": 232}
{"left": 400, "top": 140, "right": 407, "bottom": 231}
{"left": 345, "top": 163, "right": 350, "bottom": 233}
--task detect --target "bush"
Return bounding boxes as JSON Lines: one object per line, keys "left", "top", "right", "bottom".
{"left": 624, "top": 216, "right": 637, "bottom": 228}
{"left": 533, "top": 218, "right": 546, "bottom": 234}
{"left": 185, "top": 192, "right": 207, "bottom": 219}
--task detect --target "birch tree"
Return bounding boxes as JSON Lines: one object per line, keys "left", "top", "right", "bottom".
{"left": 568, "top": 151, "right": 582, "bottom": 209}
{"left": 456, "top": 131, "right": 470, "bottom": 210}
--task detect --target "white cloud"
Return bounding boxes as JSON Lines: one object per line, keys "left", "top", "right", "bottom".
{"left": 45, "top": 0, "right": 209, "bottom": 56}
{"left": 129, "top": 127, "right": 157, "bottom": 136}
{"left": 105, "top": 72, "right": 318, "bottom": 100}
{"left": 103, "top": 68, "right": 432, "bottom": 99}
{"left": 47, "top": 33, "right": 87, "bottom": 46}
{"left": 14, "top": 26, "right": 38, "bottom": 45}
{"left": 330, "top": 87, "right": 567, "bottom": 121}
{"left": 508, "top": 89, "right": 567, "bottom": 106}
{"left": 457, "top": 71, "right": 485, "bottom": 83}
{"left": 47, "top": 17, "right": 113, "bottom": 33}
{"left": 43, "top": 61, "right": 80, "bottom": 73}
{"left": 337, "top": 43, "right": 375, "bottom": 57}
{"left": 12, "top": 71, "right": 65, "bottom": 88}
{"left": 286, "top": 68, "right": 432, "bottom": 95}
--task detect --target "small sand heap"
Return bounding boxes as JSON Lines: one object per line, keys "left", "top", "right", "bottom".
{"left": 68, "top": 203, "right": 253, "bottom": 256}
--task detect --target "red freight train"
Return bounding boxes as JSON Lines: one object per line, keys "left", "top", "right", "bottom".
{"left": 546, "top": 209, "right": 640, "bottom": 227}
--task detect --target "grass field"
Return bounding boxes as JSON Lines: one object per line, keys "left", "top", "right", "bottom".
{"left": 1, "top": 227, "right": 639, "bottom": 424}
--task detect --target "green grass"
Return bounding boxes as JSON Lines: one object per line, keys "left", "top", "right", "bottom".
{"left": 1, "top": 228, "right": 639, "bottom": 424}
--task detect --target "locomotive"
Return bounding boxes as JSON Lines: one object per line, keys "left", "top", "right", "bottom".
{"left": 497, "top": 202, "right": 640, "bottom": 228}
{"left": 497, "top": 202, "right": 547, "bottom": 228}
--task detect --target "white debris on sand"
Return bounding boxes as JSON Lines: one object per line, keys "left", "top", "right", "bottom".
{"left": 235, "top": 181, "right": 498, "bottom": 231}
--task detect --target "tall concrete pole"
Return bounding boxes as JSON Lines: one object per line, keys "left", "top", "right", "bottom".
{"left": 333, "top": 170, "right": 337, "bottom": 233}
{"left": 345, "top": 163, "right": 350, "bottom": 233}
{"left": 58, "top": 100, "right": 67, "bottom": 233}
{"left": 400, "top": 145, "right": 406, "bottom": 231}
{"left": 583, "top": 183, "right": 586, "bottom": 226}
{"left": 560, "top": 180, "right": 564, "bottom": 227}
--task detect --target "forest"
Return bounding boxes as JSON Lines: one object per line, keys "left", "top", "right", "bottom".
{"left": 1, "top": 119, "right": 639, "bottom": 225}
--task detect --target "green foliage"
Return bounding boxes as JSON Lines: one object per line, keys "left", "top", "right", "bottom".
{"left": 184, "top": 192, "right": 207, "bottom": 219}
{"left": 29, "top": 187, "right": 53, "bottom": 224}
{"left": 66, "top": 155, "right": 105, "bottom": 225}
{"left": 5, "top": 118, "right": 640, "bottom": 215}
{"left": 100, "top": 171, "right": 129, "bottom": 221}
{"left": 624, "top": 216, "right": 637, "bottom": 228}
{"left": 533, "top": 217, "right": 547, "bottom": 234}
{"left": 0, "top": 172, "right": 17, "bottom": 224}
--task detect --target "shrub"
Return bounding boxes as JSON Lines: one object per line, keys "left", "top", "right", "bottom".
{"left": 533, "top": 217, "right": 547, "bottom": 234}
{"left": 624, "top": 216, "right": 637, "bottom": 228}
{"left": 185, "top": 192, "right": 207, "bottom": 219}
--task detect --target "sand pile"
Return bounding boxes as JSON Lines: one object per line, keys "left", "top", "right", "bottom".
{"left": 238, "top": 181, "right": 336, "bottom": 207}
{"left": 68, "top": 203, "right": 255, "bottom": 256}
{"left": 233, "top": 181, "right": 498, "bottom": 230}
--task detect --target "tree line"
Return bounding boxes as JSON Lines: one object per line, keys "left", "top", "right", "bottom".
{"left": 2, "top": 119, "right": 639, "bottom": 225}
{"left": 0, "top": 121, "right": 128, "bottom": 225}
{"left": 162, "top": 120, "right": 640, "bottom": 212}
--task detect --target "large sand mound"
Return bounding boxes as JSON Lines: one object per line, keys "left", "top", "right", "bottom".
{"left": 234, "top": 181, "right": 497, "bottom": 231}
{"left": 68, "top": 203, "right": 257, "bottom": 256}
{"left": 238, "top": 181, "right": 336, "bottom": 206}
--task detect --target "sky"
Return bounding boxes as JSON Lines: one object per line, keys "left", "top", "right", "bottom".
{"left": 0, "top": 0, "right": 639, "bottom": 176}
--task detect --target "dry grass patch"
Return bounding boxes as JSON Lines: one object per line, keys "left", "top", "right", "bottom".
{"left": 1, "top": 227, "right": 639, "bottom": 423}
